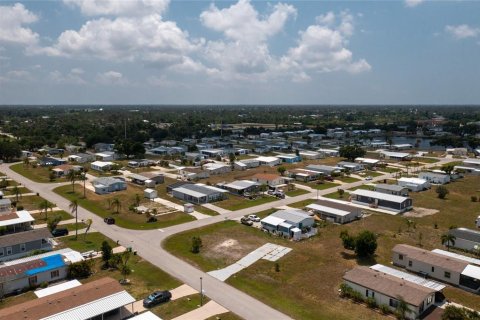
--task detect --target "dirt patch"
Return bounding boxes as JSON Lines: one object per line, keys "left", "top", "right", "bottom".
{"left": 404, "top": 207, "right": 439, "bottom": 217}
{"left": 204, "top": 237, "right": 258, "bottom": 263}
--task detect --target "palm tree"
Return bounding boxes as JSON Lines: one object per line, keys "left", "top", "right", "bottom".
{"left": 134, "top": 194, "right": 141, "bottom": 207}
{"left": 395, "top": 296, "right": 409, "bottom": 320}
{"left": 12, "top": 186, "right": 21, "bottom": 202}
{"left": 441, "top": 233, "right": 456, "bottom": 251}
{"left": 111, "top": 197, "right": 121, "bottom": 214}
{"left": 84, "top": 218, "right": 92, "bottom": 240}
{"left": 81, "top": 168, "right": 88, "bottom": 198}
{"left": 38, "top": 200, "right": 53, "bottom": 221}
{"left": 69, "top": 199, "right": 79, "bottom": 240}
{"left": 67, "top": 170, "right": 77, "bottom": 193}
{"left": 23, "top": 157, "right": 30, "bottom": 168}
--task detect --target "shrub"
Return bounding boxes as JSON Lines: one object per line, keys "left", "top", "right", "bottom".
{"left": 39, "top": 282, "right": 48, "bottom": 289}
{"left": 471, "top": 196, "right": 478, "bottom": 202}
{"left": 436, "top": 186, "right": 449, "bottom": 199}
{"left": 366, "top": 297, "right": 377, "bottom": 309}
{"left": 351, "top": 290, "right": 364, "bottom": 303}
{"left": 380, "top": 304, "right": 391, "bottom": 315}
{"left": 340, "top": 230, "right": 355, "bottom": 250}
{"left": 339, "top": 283, "right": 352, "bottom": 298}
{"left": 16, "top": 205, "right": 24, "bottom": 210}
{"left": 191, "top": 236, "right": 202, "bottom": 254}
{"left": 354, "top": 230, "right": 378, "bottom": 258}
{"left": 67, "top": 260, "right": 92, "bottom": 279}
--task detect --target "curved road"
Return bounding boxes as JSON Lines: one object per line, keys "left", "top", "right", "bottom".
{"left": 0, "top": 158, "right": 450, "bottom": 319}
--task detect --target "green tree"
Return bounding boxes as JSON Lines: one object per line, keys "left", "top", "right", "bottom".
{"left": 111, "top": 197, "right": 121, "bottom": 213}
{"left": 339, "top": 145, "right": 366, "bottom": 161}
{"left": 101, "top": 240, "right": 113, "bottom": 268}
{"left": 337, "top": 188, "right": 345, "bottom": 198}
{"left": 191, "top": 236, "right": 202, "bottom": 254}
{"left": 69, "top": 199, "right": 79, "bottom": 240}
{"left": 38, "top": 200, "right": 54, "bottom": 221}
{"left": 354, "top": 230, "right": 377, "bottom": 258}
{"left": 67, "top": 260, "right": 92, "bottom": 279}
{"left": 83, "top": 218, "right": 92, "bottom": 240}
{"left": 120, "top": 251, "right": 131, "bottom": 282}
{"left": 340, "top": 230, "right": 355, "bottom": 250}
{"left": 259, "top": 183, "right": 268, "bottom": 195}
{"left": 436, "top": 185, "right": 449, "bottom": 199}
{"left": 67, "top": 170, "right": 78, "bottom": 193}
{"left": 277, "top": 166, "right": 286, "bottom": 176}
{"left": 47, "top": 214, "right": 62, "bottom": 232}
{"left": 12, "top": 186, "right": 21, "bottom": 202}
{"left": 441, "top": 233, "right": 456, "bottom": 251}
{"left": 229, "top": 153, "right": 236, "bottom": 169}
{"left": 441, "top": 164, "right": 455, "bottom": 175}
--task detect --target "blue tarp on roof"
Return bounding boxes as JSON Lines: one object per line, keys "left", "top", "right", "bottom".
{"left": 25, "top": 254, "right": 65, "bottom": 276}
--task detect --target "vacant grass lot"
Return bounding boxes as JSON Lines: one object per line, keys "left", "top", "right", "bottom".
{"left": 285, "top": 188, "right": 309, "bottom": 197}
{"left": 215, "top": 194, "right": 278, "bottom": 211}
{"left": 54, "top": 184, "right": 195, "bottom": 230}
{"left": 164, "top": 176, "right": 480, "bottom": 319}
{"left": 10, "top": 163, "right": 58, "bottom": 183}
{"left": 413, "top": 157, "right": 440, "bottom": 164}
{"left": 152, "top": 294, "right": 210, "bottom": 319}
{"left": 32, "top": 210, "right": 72, "bottom": 224}
{"left": 194, "top": 205, "right": 219, "bottom": 216}
{"left": 15, "top": 195, "right": 47, "bottom": 211}
{"left": 336, "top": 176, "right": 361, "bottom": 183}
{"left": 310, "top": 182, "right": 340, "bottom": 190}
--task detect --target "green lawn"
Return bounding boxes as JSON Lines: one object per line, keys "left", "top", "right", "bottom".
{"left": 164, "top": 176, "right": 480, "bottom": 319}
{"left": 285, "top": 188, "right": 309, "bottom": 197}
{"left": 2, "top": 186, "right": 30, "bottom": 196}
{"left": 336, "top": 176, "right": 360, "bottom": 183}
{"left": 379, "top": 166, "right": 402, "bottom": 173}
{"left": 32, "top": 210, "right": 72, "bottom": 224}
{"left": 152, "top": 294, "right": 210, "bottom": 320}
{"left": 58, "top": 231, "right": 116, "bottom": 252}
{"left": 413, "top": 157, "right": 440, "bottom": 164}
{"left": 363, "top": 170, "right": 384, "bottom": 177}
{"left": 62, "top": 222, "right": 88, "bottom": 232}
{"left": 15, "top": 195, "right": 48, "bottom": 211}
{"left": 205, "top": 312, "right": 243, "bottom": 320}
{"left": 215, "top": 195, "right": 278, "bottom": 211}
{"left": 323, "top": 190, "right": 350, "bottom": 200}
{"left": 288, "top": 199, "right": 317, "bottom": 209}
{"left": 10, "top": 163, "right": 55, "bottom": 183}
{"left": 194, "top": 205, "right": 219, "bottom": 216}
{"left": 311, "top": 182, "right": 340, "bottom": 190}
{"left": 54, "top": 184, "right": 195, "bottom": 230}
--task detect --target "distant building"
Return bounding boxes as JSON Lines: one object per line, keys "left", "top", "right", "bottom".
{"left": 90, "top": 161, "right": 114, "bottom": 172}
{"left": 448, "top": 228, "right": 480, "bottom": 252}
{"left": 375, "top": 184, "right": 409, "bottom": 196}
{"left": 250, "top": 173, "right": 286, "bottom": 188}
{"left": 337, "top": 161, "right": 364, "bottom": 172}
{"left": 379, "top": 151, "right": 412, "bottom": 161}
{"left": 221, "top": 180, "right": 259, "bottom": 195}
{"left": 454, "top": 158, "right": 480, "bottom": 175}
{"left": 92, "top": 177, "right": 127, "bottom": 194}
{"left": 397, "top": 177, "right": 430, "bottom": 192}
{"left": 0, "top": 228, "right": 53, "bottom": 262}
{"left": 260, "top": 209, "right": 316, "bottom": 240}
{"left": 254, "top": 156, "right": 282, "bottom": 167}
{"left": 172, "top": 184, "right": 228, "bottom": 204}
{"left": 305, "top": 164, "right": 340, "bottom": 176}
{"left": 418, "top": 171, "right": 450, "bottom": 185}
{"left": 350, "top": 189, "right": 413, "bottom": 213}
{"left": 306, "top": 199, "right": 362, "bottom": 224}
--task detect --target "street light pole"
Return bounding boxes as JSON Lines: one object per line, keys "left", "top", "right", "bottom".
{"left": 200, "top": 277, "right": 203, "bottom": 306}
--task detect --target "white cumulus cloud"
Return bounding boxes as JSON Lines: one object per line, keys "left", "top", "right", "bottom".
{"left": 405, "top": 0, "right": 424, "bottom": 8}
{"left": 63, "top": 0, "right": 170, "bottom": 16}
{"left": 0, "top": 3, "right": 39, "bottom": 46}
{"left": 281, "top": 11, "right": 371, "bottom": 77}
{"left": 96, "top": 70, "right": 127, "bottom": 85}
{"left": 445, "top": 24, "right": 480, "bottom": 39}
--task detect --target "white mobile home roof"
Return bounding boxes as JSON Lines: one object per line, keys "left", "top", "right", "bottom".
{"left": 255, "top": 156, "right": 280, "bottom": 162}
{"left": 370, "top": 264, "right": 445, "bottom": 291}
{"left": 261, "top": 215, "right": 285, "bottom": 226}
{"left": 130, "top": 311, "right": 163, "bottom": 320}
{"left": 398, "top": 177, "right": 428, "bottom": 185}
{"left": 224, "top": 180, "right": 259, "bottom": 190}
{"left": 91, "top": 161, "right": 113, "bottom": 167}
{"left": 355, "top": 157, "right": 380, "bottom": 164}
{"left": 463, "top": 159, "right": 480, "bottom": 165}
{"left": 277, "top": 154, "right": 297, "bottom": 159}
{"left": 306, "top": 203, "right": 351, "bottom": 217}
{"left": 35, "top": 280, "right": 82, "bottom": 298}
{"left": 0, "top": 210, "right": 34, "bottom": 227}
{"left": 43, "top": 290, "right": 136, "bottom": 320}
{"left": 351, "top": 189, "right": 409, "bottom": 203}
{"left": 432, "top": 249, "right": 480, "bottom": 266}
{"left": 461, "top": 265, "right": 480, "bottom": 280}
{"left": 381, "top": 151, "right": 410, "bottom": 158}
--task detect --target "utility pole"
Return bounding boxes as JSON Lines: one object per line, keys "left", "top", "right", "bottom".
{"left": 200, "top": 277, "right": 203, "bottom": 306}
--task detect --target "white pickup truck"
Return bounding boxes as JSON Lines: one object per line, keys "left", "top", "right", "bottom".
{"left": 476, "top": 215, "right": 480, "bottom": 228}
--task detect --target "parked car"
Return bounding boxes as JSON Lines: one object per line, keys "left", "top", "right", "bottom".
{"left": 267, "top": 190, "right": 274, "bottom": 195}
{"left": 240, "top": 217, "right": 253, "bottom": 226}
{"left": 324, "top": 176, "right": 334, "bottom": 182}
{"left": 274, "top": 192, "right": 285, "bottom": 199}
{"left": 248, "top": 214, "right": 260, "bottom": 222}
{"left": 51, "top": 228, "right": 68, "bottom": 237}
{"left": 104, "top": 217, "right": 115, "bottom": 224}
{"left": 143, "top": 291, "right": 172, "bottom": 308}
{"left": 365, "top": 176, "right": 372, "bottom": 181}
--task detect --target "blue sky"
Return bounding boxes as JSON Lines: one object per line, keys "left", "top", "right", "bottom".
{"left": 0, "top": 0, "right": 479, "bottom": 105}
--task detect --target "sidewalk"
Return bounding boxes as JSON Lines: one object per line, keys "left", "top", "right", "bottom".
{"left": 34, "top": 218, "right": 76, "bottom": 229}
{"left": 171, "top": 300, "right": 229, "bottom": 320}
{"left": 201, "top": 203, "right": 232, "bottom": 215}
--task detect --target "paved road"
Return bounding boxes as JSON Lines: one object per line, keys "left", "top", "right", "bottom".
{"left": 0, "top": 158, "right": 450, "bottom": 319}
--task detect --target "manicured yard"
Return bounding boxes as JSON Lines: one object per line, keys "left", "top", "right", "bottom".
{"left": 284, "top": 188, "right": 309, "bottom": 197}
{"left": 413, "top": 157, "right": 440, "bottom": 164}
{"left": 311, "top": 182, "right": 340, "bottom": 190}
{"left": 164, "top": 176, "right": 480, "bottom": 319}
{"left": 194, "top": 205, "right": 219, "bottom": 216}
{"left": 57, "top": 231, "right": 117, "bottom": 252}
{"left": 54, "top": 184, "right": 195, "bottom": 230}
{"left": 379, "top": 166, "right": 402, "bottom": 173}
{"left": 2, "top": 186, "right": 30, "bottom": 196}
{"left": 362, "top": 170, "right": 384, "bottom": 177}
{"left": 323, "top": 190, "right": 350, "bottom": 200}
{"left": 214, "top": 194, "right": 278, "bottom": 211}
{"left": 205, "top": 312, "right": 242, "bottom": 320}
{"left": 152, "top": 294, "right": 210, "bottom": 319}
{"left": 288, "top": 199, "right": 317, "bottom": 209}
{"left": 10, "top": 163, "right": 57, "bottom": 183}
{"left": 32, "top": 210, "right": 72, "bottom": 224}
{"left": 15, "top": 195, "right": 48, "bottom": 211}
{"left": 62, "top": 222, "right": 88, "bottom": 232}
{"left": 336, "top": 176, "right": 361, "bottom": 183}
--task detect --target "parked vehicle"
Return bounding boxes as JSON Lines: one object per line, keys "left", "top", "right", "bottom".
{"left": 51, "top": 228, "right": 68, "bottom": 237}
{"left": 104, "top": 217, "right": 115, "bottom": 224}
{"left": 267, "top": 190, "right": 274, "bottom": 195}
{"left": 324, "top": 176, "right": 334, "bottom": 182}
{"left": 240, "top": 217, "right": 253, "bottom": 226}
{"left": 365, "top": 176, "right": 372, "bottom": 181}
{"left": 274, "top": 192, "right": 285, "bottom": 199}
{"left": 248, "top": 214, "right": 260, "bottom": 222}
{"left": 143, "top": 291, "right": 172, "bottom": 308}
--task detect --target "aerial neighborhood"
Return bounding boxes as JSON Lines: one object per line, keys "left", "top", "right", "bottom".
{"left": 0, "top": 106, "right": 480, "bottom": 320}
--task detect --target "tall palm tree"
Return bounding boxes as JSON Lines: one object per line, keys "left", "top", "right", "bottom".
{"left": 69, "top": 199, "right": 79, "bottom": 240}
{"left": 12, "top": 186, "right": 21, "bottom": 202}
{"left": 67, "top": 171, "right": 77, "bottom": 193}
{"left": 81, "top": 168, "right": 89, "bottom": 198}
{"left": 441, "top": 233, "right": 456, "bottom": 251}
{"left": 84, "top": 218, "right": 92, "bottom": 240}
{"left": 38, "top": 200, "right": 52, "bottom": 221}
{"left": 111, "top": 197, "right": 121, "bottom": 214}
